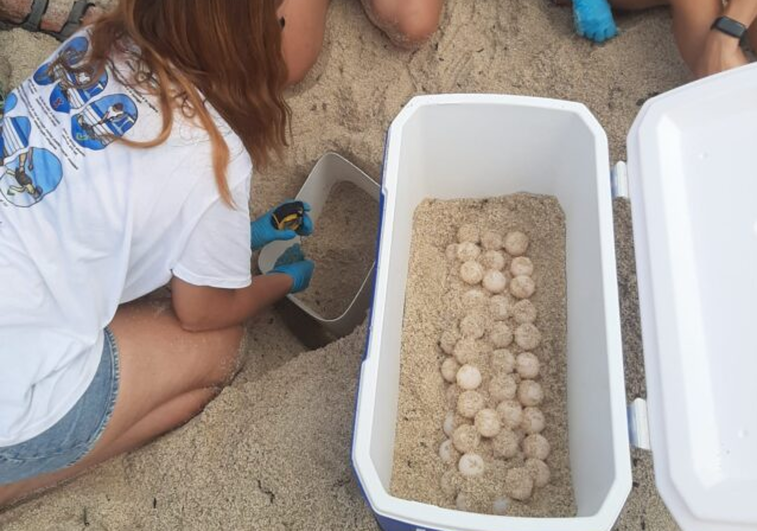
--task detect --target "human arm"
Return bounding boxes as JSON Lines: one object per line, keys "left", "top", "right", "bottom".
{"left": 171, "top": 274, "right": 292, "bottom": 332}
{"left": 172, "top": 246, "right": 314, "bottom": 332}
{"left": 170, "top": 172, "right": 313, "bottom": 331}
{"left": 695, "top": 0, "right": 757, "bottom": 78}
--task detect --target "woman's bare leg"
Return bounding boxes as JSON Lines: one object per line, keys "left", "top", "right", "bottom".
{"left": 0, "top": 301, "right": 243, "bottom": 508}
{"left": 278, "top": 0, "right": 330, "bottom": 85}
{"left": 610, "top": 0, "right": 722, "bottom": 72}
{"left": 361, "top": 0, "right": 443, "bottom": 48}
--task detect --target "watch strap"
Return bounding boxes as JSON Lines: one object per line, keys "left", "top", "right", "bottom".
{"left": 711, "top": 16, "right": 747, "bottom": 40}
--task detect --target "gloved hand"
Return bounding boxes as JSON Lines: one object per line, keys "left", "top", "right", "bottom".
{"left": 573, "top": 0, "right": 618, "bottom": 43}
{"left": 250, "top": 200, "right": 314, "bottom": 251}
{"left": 270, "top": 244, "right": 314, "bottom": 294}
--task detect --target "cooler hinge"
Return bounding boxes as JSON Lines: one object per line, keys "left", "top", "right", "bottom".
{"left": 627, "top": 398, "right": 651, "bottom": 451}
{"left": 611, "top": 161, "right": 629, "bottom": 199}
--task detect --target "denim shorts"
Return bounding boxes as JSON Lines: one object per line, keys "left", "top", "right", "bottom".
{"left": 0, "top": 328, "right": 120, "bottom": 485}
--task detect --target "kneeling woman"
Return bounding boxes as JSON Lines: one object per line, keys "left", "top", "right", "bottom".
{"left": 0, "top": 0, "right": 313, "bottom": 506}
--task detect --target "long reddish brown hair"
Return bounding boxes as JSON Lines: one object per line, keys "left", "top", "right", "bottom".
{"left": 68, "top": 0, "right": 290, "bottom": 204}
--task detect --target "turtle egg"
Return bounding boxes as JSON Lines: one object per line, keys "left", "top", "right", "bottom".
{"left": 482, "top": 270, "right": 507, "bottom": 294}
{"left": 460, "top": 261, "right": 485, "bottom": 285}
{"left": 523, "top": 433, "right": 551, "bottom": 460}
{"left": 439, "top": 439, "right": 460, "bottom": 464}
{"left": 443, "top": 411, "right": 456, "bottom": 437}
{"left": 492, "top": 496, "right": 511, "bottom": 515}
{"left": 512, "top": 299, "right": 537, "bottom": 324}
{"left": 505, "top": 467, "right": 534, "bottom": 501}
{"left": 525, "top": 458, "right": 551, "bottom": 488}
{"left": 481, "top": 231, "right": 503, "bottom": 250}
{"left": 452, "top": 424, "right": 481, "bottom": 453}
{"left": 439, "top": 330, "right": 459, "bottom": 355}
{"left": 489, "top": 374, "right": 517, "bottom": 402}
{"left": 504, "top": 232, "right": 529, "bottom": 256}
{"left": 453, "top": 338, "right": 480, "bottom": 365}
{"left": 497, "top": 399, "right": 524, "bottom": 429}
{"left": 460, "top": 313, "right": 485, "bottom": 339}
{"left": 456, "top": 491, "right": 475, "bottom": 511}
{"left": 458, "top": 453, "right": 485, "bottom": 478}
{"left": 474, "top": 408, "right": 502, "bottom": 438}
{"left": 489, "top": 295, "right": 510, "bottom": 321}
{"left": 492, "top": 429, "right": 520, "bottom": 459}
{"left": 510, "top": 256, "right": 534, "bottom": 277}
{"left": 515, "top": 323, "right": 542, "bottom": 350}
{"left": 458, "top": 390, "right": 486, "bottom": 418}
{"left": 515, "top": 352, "right": 540, "bottom": 379}
{"left": 518, "top": 380, "right": 544, "bottom": 407}
{"left": 480, "top": 250, "right": 506, "bottom": 271}
{"left": 456, "top": 364, "right": 482, "bottom": 390}
{"left": 457, "top": 242, "right": 481, "bottom": 262}
{"left": 457, "top": 224, "right": 480, "bottom": 244}
{"left": 521, "top": 407, "right": 546, "bottom": 434}
{"left": 441, "top": 357, "right": 460, "bottom": 383}
{"left": 510, "top": 275, "right": 536, "bottom": 299}
{"left": 491, "top": 348, "right": 515, "bottom": 374}
{"left": 490, "top": 322, "right": 513, "bottom": 348}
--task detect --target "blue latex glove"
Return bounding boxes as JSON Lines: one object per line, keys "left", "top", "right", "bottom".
{"left": 270, "top": 244, "right": 314, "bottom": 293}
{"left": 573, "top": 0, "right": 618, "bottom": 43}
{"left": 250, "top": 201, "right": 314, "bottom": 251}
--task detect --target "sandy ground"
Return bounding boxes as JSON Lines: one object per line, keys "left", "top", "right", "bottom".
{"left": 391, "top": 196, "right": 574, "bottom": 516}
{"left": 0, "top": 1, "right": 688, "bottom": 529}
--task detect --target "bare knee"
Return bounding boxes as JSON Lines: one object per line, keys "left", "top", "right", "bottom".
{"left": 364, "top": 0, "right": 442, "bottom": 48}
{"left": 398, "top": 5, "right": 441, "bottom": 47}
{"left": 283, "top": 38, "right": 323, "bottom": 86}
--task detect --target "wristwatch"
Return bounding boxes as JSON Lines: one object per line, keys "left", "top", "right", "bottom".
{"left": 711, "top": 16, "right": 747, "bottom": 40}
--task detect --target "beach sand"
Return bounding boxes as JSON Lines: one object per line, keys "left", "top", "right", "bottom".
{"left": 391, "top": 195, "right": 574, "bottom": 516}
{"left": 0, "top": 1, "right": 687, "bottom": 529}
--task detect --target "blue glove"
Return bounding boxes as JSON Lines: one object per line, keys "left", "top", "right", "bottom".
{"left": 270, "top": 244, "right": 314, "bottom": 293}
{"left": 250, "top": 201, "right": 314, "bottom": 251}
{"left": 573, "top": 0, "right": 618, "bottom": 43}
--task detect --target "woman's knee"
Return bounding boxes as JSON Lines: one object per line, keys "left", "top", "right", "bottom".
{"left": 364, "top": 0, "right": 442, "bottom": 48}
{"left": 279, "top": 0, "right": 329, "bottom": 85}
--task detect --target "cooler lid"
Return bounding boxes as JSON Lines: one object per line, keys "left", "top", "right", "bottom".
{"left": 627, "top": 63, "right": 757, "bottom": 531}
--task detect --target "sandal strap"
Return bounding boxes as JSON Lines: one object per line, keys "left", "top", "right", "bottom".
{"left": 21, "top": 0, "right": 49, "bottom": 32}
{"left": 58, "top": 0, "right": 92, "bottom": 40}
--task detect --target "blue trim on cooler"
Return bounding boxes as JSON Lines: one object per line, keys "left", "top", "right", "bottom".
{"left": 375, "top": 513, "right": 448, "bottom": 531}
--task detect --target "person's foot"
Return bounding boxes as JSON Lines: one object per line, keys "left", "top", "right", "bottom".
{"left": 0, "top": 0, "right": 103, "bottom": 40}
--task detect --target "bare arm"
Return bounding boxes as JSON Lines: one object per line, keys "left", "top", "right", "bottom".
{"left": 725, "top": 0, "right": 757, "bottom": 27}
{"left": 171, "top": 274, "right": 293, "bottom": 332}
{"left": 696, "top": 0, "right": 757, "bottom": 78}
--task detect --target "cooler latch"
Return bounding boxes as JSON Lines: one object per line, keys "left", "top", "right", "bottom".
{"left": 611, "top": 161, "right": 629, "bottom": 199}
{"left": 627, "top": 398, "right": 651, "bottom": 450}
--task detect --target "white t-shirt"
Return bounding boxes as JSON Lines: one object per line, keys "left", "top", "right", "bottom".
{"left": 0, "top": 35, "right": 253, "bottom": 446}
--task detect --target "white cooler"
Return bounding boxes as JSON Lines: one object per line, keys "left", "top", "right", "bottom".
{"left": 351, "top": 63, "right": 757, "bottom": 531}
